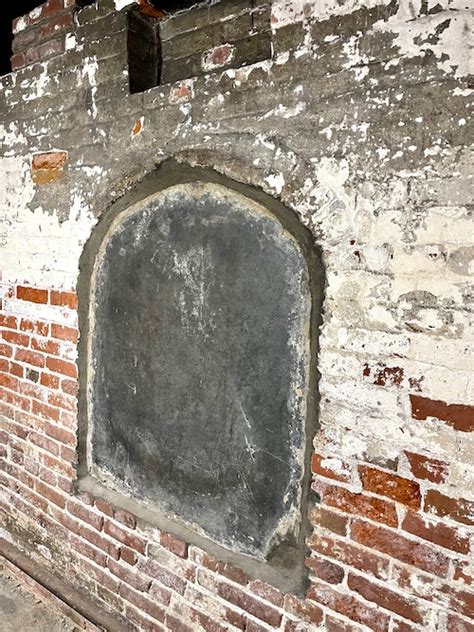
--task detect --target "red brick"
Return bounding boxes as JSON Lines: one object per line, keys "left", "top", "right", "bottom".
{"left": 76, "top": 557, "right": 119, "bottom": 593}
{"left": 218, "top": 562, "right": 248, "bottom": 585}
{"left": 363, "top": 363, "right": 404, "bottom": 387}
{"left": 32, "top": 400, "right": 60, "bottom": 422}
{"left": 313, "top": 480, "right": 398, "bottom": 527}
{"left": 348, "top": 573, "right": 425, "bottom": 624}
{"left": 67, "top": 499, "right": 103, "bottom": 530}
{"left": 11, "top": 52, "right": 26, "bottom": 70}
{"left": 149, "top": 582, "right": 171, "bottom": 606}
{"left": 41, "top": 452, "right": 75, "bottom": 477}
{"left": 70, "top": 534, "right": 107, "bottom": 567}
{"left": 454, "top": 561, "right": 473, "bottom": 587}
{"left": 0, "top": 373, "right": 19, "bottom": 391}
{"left": 410, "top": 395, "right": 474, "bottom": 433}
{"left": 1, "top": 387, "right": 31, "bottom": 411}
{"left": 15, "top": 348, "right": 45, "bottom": 368}
{"left": 188, "top": 607, "right": 227, "bottom": 632}
{"left": 32, "top": 337, "right": 61, "bottom": 355}
{"left": 447, "top": 613, "right": 474, "bottom": 632}
{"left": 424, "top": 490, "right": 474, "bottom": 526}
{"left": 46, "top": 356, "right": 77, "bottom": 378}
{"left": 9, "top": 362, "right": 24, "bottom": 378}
{"left": 51, "top": 324, "right": 78, "bottom": 342}
{"left": 20, "top": 319, "right": 49, "bottom": 336}
{"left": 308, "top": 532, "right": 389, "bottom": 578}
{"left": 165, "top": 613, "right": 193, "bottom": 632}
{"left": 50, "top": 290, "right": 78, "bottom": 309}
{"left": 358, "top": 465, "right": 421, "bottom": 509}
{"left": 40, "top": 373, "right": 61, "bottom": 389}
{"left": 312, "top": 453, "right": 351, "bottom": 482}
{"left": 188, "top": 547, "right": 218, "bottom": 571}
{"left": 305, "top": 555, "right": 344, "bottom": 584}
{"left": 35, "top": 479, "right": 66, "bottom": 508}
{"left": 39, "top": 12, "right": 73, "bottom": 39}
{"left": 160, "top": 531, "right": 188, "bottom": 558}
{"left": 351, "top": 520, "right": 450, "bottom": 576}
{"left": 17, "top": 286, "right": 48, "bottom": 304}
{"left": 48, "top": 391, "right": 76, "bottom": 412}
{"left": 217, "top": 582, "right": 282, "bottom": 627}
{"left": 45, "top": 423, "right": 75, "bottom": 446}
{"left": 108, "top": 558, "right": 151, "bottom": 592}
{"left": 2, "top": 330, "right": 30, "bottom": 347}
{"left": 95, "top": 497, "right": 113, "bottom": 517}
{"left": 0, "top": 343, "right": 13, "bottom": 358}
{"left": 0, "top": 315, "right": 18, "bottom": 329}
{"left": 30, "top": 431, "right": 59, "bottom": 455}
{"left": 104, "top": 520, "right": 146, "bottom": 553}
{"left": 120, "top": 546, "right": 138, "bottom": 566}
{"left": 404, "top": 450, "right": 448, "bottom": 483}
{"left": 119, "top": 583, "right": 165, "bottom": 623}
{"left": 248, "top": 580, "right": 283, "bottom": 607}
{"left": 124, "top": 604, "right": 164, "bottom": 632}
{"left": 55, "top": 510, "right": 119, "bottom": 559}
{"left": 138, "top": 559, "right": 187, "bottom": 595}
{"left": 202, "top": 43, "right": 234, "bottom": 69}
{"left": 402, "top": 511, "right": 470, "bottom": 554}
{"left": 325, "top": 614, "right": 363, "bottom": 632}
{"left": 61, "top": 378, "right": 78, "bottom": 395}
{"left": 391, "top": 619, "right": 417, "bottom": 632}
{"left": 393, "top": 564, "right": 474, "bottom": 620}
{"left": 306, "top": 580, "right": 389, "bottom": 632}
{"left": 114, "top": 508, "right": 136, "bottom": 529}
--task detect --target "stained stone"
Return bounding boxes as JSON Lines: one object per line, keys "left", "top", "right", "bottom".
{"left": 90, "top": 183, "right": 312, "bottom": 558}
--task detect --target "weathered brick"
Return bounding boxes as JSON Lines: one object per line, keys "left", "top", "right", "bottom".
{"left": 16, "top": 286, "right": 48, "bottom": 304}
{"left": 313, "top": 480, "right": 398, "bottom": 527}
{"left": 104, "top": 519, "right": 146, "bottom": 553}
{"left": 138, "top": 558, "right": 187, "bottom": 595}
{"left": 218, "top": 581, "right": 282, "bottom": 627}
{"left": 160, "top": 531, "right": 188, "bottom": 558}
{"left": 119, "top": 583, "right": 165, "bottom": 623}
{"left": 306, "top": 580, "right": 389, "bottom": 632}
{"left": 410, "top": 395, "right": 474, "bottom": 433}
{"left": 305, "top": 555, "right": 345, "bottom": 584}
{"left": 51, "top": 324, "right": 78, "bottom": 342}
{"left": 50, "top": 289, "right": 78, "bottom": 309}
{"left": 424, "top": 490, "right": 474, "bottom": 526}
{"left": 351, "top": 520, "right": 451, "bottom": 576}
{"left": 348, "top": 573, "right": 426, "bottom": 624}
{"left": 308, "top": 532, "right": 389, "bottom": 578}
{"left": 402, "top": 511, "right": 470, "bottom": 554}
{"left": 108, "top": 558, "right": 151, "bottom": 592}
{"left": 312, "top": 453, "right": 352, "bottom": 482}
{"left": 67, "top": 498, "right": 103, "bottom": 530}
{"left": 46, "top": 356, "right": 77, "bottom": 378}
{"left": 358, "top": 465, "right": 421, "bottom": 509}
{"left": 404, "top": 450, "right": 448, "bottom": 483}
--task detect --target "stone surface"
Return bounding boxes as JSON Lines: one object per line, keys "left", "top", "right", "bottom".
{"left": 90, "top": 183, "right": 313, "bottom": 558}
{"left": 0, "top": 565, "right": 77, "bottom": 632}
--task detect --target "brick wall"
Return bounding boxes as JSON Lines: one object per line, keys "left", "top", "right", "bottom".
{"left": 1, "top": 0, "right": 473, "bottom": 631}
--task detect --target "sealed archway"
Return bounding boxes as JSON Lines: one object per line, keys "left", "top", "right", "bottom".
{"left": 78, "top": 162, "right": 323, "bottom": 589}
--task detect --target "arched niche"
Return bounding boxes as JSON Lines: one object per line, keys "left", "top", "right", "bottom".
{"left": 77, "top": 162, "right": 323, "bottom": 592}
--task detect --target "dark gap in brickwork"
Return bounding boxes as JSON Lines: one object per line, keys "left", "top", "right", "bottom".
{"left": 128, "top": 0, "right": 272, "bottom": 91}
{"left": 0, "top": 1, "right": 41, "bottom": 76}
{"left": 128, "top": 8, "right": 162, "bottom": 94}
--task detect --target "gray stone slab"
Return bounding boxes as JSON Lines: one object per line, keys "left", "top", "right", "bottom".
{"left": 89, "top": 183, "right": 312, "bottom": 559}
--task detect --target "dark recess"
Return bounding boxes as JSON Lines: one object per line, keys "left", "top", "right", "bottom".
{"left": 0, "top": 1, "right": 202, "bottom": 76}
{"left": 0, "top": 1, "right": 40, "bottom": 76}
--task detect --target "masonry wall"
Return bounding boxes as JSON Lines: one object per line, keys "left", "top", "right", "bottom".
{"left": 0, "top": 0, "right": 473, "bottom": 631}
